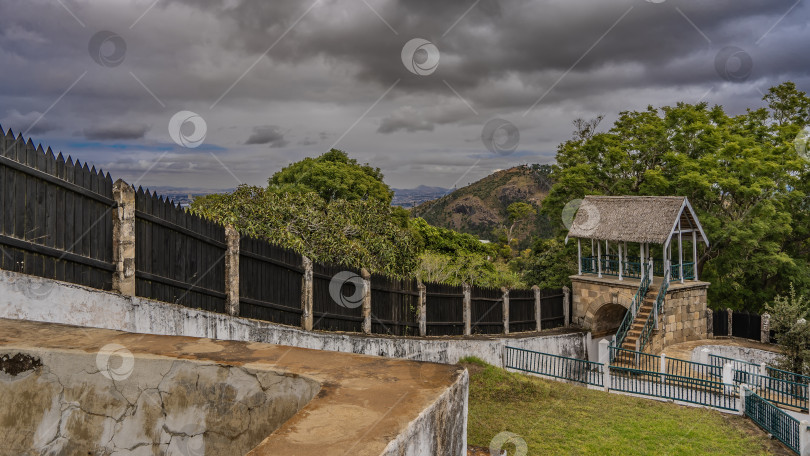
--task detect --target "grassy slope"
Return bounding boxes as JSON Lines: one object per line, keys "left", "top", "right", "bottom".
{"left": 462, "top": 359, "right": 789, "bottom": 456}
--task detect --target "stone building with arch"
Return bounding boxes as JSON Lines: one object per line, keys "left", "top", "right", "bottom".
{"left": 566, "top": 196, "right": 711, "bottom": 354}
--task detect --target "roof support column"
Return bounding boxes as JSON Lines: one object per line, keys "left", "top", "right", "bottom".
{"left": 640, "top": 242, "right": 645, "bottom": 282}
{"left": 678, "top": 220, "right": 684, "bottom": 284}
{"left": 618, "top": 242, "right": 623, "bottom": 281}
{"left": 577, "top": 239, "right": 582, "bottom": 275}
{"left": 597, "top": 240, "right": 602, "bottom": 278}
{"left": 693, "top": 231, "right": 698, "bottom": 281}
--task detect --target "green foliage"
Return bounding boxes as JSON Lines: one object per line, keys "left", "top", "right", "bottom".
{"left": 765, "top": 284, "right": 810, "bottom": 375}
{"left": 268, "top": 149, "right": 394, "bottom": 204}
{"left": 523, "top": 238, "right": 577, "bottom": 289}
{"left": 190, "top": 185, "right": 417, "bottom": 277}
{"left": 410, "top": 217, "right": 493, "bottom": 256}
{"left": 537, "top": 81, "right": 810, "bottom": 311}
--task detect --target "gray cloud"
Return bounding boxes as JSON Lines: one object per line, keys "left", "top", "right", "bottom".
{"left": 245, "top": 125, "right": 288, "bottom": 147}
{"left": 82, "top": 123, "right": 150, "bottom": 140}
{"left": 0, "top": 0, "right": 806, "bottom": 190}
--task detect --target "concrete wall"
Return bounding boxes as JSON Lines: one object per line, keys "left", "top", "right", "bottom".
{"left": 690, "top": 344, "right": 780, "bottom": 366}
{"left": 0, "top": 348, "right": 319, "bottom": 455}
{"left": 0, "top": 270, "right": 588, "bottom": 368}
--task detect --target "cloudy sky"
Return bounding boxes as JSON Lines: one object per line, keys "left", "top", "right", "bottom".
{"left": 1, "top": 0, "right": 808, "bottom": 191}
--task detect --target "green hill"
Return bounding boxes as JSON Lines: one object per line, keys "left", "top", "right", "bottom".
{"left": 411, "top": 164, "right": 553, "bottom": 247}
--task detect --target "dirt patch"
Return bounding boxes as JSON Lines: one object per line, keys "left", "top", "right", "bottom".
{"left": 468, "top": 444, "right": 503, "bottom": 455}
{"left": 0, "top": 353, "right": 42, "bottom": 376}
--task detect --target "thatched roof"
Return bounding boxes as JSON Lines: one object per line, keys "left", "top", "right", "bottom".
{"left": 567, "top": 196, "right": 708, "bottom": 245}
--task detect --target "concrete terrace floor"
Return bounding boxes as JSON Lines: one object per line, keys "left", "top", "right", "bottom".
{"left": 0, "top": 318, "right": 467, "bottom": 455}
{"left": 661, "top": 337, "right": 780, "bottom": 361}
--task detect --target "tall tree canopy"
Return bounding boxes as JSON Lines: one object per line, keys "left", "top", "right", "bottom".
{"left": 268, "top": 149, "right": 394, "bottom": 204}
{"left": 537, "top": 82, "right": 810, "bottom": 311}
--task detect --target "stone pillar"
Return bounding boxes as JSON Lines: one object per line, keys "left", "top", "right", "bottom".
{"left": 562, "top": 285, "right": 570, "bottom": 327}
{"left": 738, "top": 385, "right": 748, "bottom": 415}
{"left": 533, "top": 285, "right": 542, "bottom": 332}
{"left": 112, "top": 180, "right": 135, "bottom": 296}
{"left": 300, "top": 256, "right": 313, "bottom": 330}
{"left": 800, "top": 420, "right": 810, "bottom": 456}
{"left": 706, "top": 309, "right": 714, "bottom": 338}
{"left": 598, "top": 339, "right": 610, "bottom": 391}
{"left": 727, "top": 308, "right": 733, "bottom": 337}
{"left": 502, "top": 287, "right": 510, "bottom": 335}
{"left": 224, "top": 225, "right": 240, "bottom": 317}
{"left": 361, "top": 268, "right": 372, "bottom": 334}
{"left": 418, "top": 282, "right": 427, "bottom": 337}
{"left": 761, "top": 313, "right": 771, "bottom": 344}
{"left": 463, "top": 283, "right": 472, "bottom": 336}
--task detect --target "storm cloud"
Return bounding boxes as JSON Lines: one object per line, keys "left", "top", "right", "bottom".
{"left": 0, "top": 0, "right": 807, "bottom": 190}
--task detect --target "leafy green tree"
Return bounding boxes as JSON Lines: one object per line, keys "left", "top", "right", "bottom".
{"left": 505, "top": 202, "right": 536, "bottom": 243}
{"left": 536, "top": 82, "right": 810, "bottom": 310}
{"left": 190, "top": 185, "right": 417, "bottom": 277}
{"left": 268, "top": 149, "right": 394, "bottom": 204}
{"left": 765, "top": 284, "right": 810, "bottom": 375}
{"left": 523, "top": 238, "right": 577, "bottom": 289}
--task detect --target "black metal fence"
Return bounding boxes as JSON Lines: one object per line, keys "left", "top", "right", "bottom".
{"left": 0, "top": 127, "right": 568, "bottom": 338}
{"left": 713, "top": 308, "right": 772, "bottom": 342}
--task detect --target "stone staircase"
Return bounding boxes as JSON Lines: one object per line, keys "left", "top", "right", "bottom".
{"left": 621, "top": 293, "right": 657, "bottom": 352}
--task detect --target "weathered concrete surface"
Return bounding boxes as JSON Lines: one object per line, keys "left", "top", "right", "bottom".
{"left": 0, "top": 318, "right": 468, "bottom": 455}
{"left": 0, "top": 270, "right": 588, "bottom": 367}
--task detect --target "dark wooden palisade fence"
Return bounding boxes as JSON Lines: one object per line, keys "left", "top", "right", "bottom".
{"left": 0, "top": 128, "right": 114, "bottom": 290}
{"left": 0, "top": 126, "right": 569, "bottom": 337}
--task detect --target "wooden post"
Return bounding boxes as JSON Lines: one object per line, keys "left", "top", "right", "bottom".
{"left": 678, "top": 220, "right": 684, "bottom": 283}
{"left": 112, "top": 180, "right": 135, "bottom": 296}
{"left": 640, "top": 243, "right": 645, "bottom": 281}
{"left": 224, "top": 225, "right": 240, "bottom": 317}
{"left": 562, "top": 286, "right": 570, "bottom": 327}
{"left": 577, "top": 239, "right": 582, "bottom": 275}
{"left": 418, "top": 282, "right": 427, "bottom": 337}
{"left": 692, "top": 230, "right": 698, "bottom": 281}
{"left": 361, "top": 268, "right": 372, "bottom": 334}
{"left": 301, "top": 256, "right": 313, "bottom": 330}
{"left": 597, "top": 240, "right": 602, "bottom": 278}
{"left": 533, "top": 285, "right": 542, "bottom": 331}
{"left": 502, "top": 287, "right": 510, "bottom": 335}
{"left": 463, "top": 283, "right": 472, "bottom": 336}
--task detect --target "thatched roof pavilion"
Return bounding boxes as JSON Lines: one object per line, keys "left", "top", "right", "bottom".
{"left": 566, "top": 196, "right": 709, "bottom": 283}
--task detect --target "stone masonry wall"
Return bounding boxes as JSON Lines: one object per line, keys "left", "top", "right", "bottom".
{"left": 645, "top": 284, "right": 709, "bottom": 354}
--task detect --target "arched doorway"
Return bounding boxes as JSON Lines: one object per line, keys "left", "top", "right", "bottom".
{"left": 591, "top": 303, "right": 628, "bottom": 338}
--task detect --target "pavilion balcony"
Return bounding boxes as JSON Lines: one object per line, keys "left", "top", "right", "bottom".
{"left": 579, "top": 256, "right": 695, "bottom": 282}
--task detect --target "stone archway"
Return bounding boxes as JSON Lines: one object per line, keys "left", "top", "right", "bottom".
{"left": 589, "top": 303, "right": 629, "bottom": 338}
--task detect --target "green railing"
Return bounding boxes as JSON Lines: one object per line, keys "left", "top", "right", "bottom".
{"left": 580, "top": 255, "right": 693, "bottom": 282}
{"left": 767, "top": 366, "right": 810, "bottom": 385}
{"left": 729, "top": 369, "right": 808, "bottom": 412}
{"left": 504, "top": 346, "right": 604, "bottom": 387}
{"left": 671, "top": 262, "right": 695, "bottom": 281}
{"left": 609, "top": 345, "right": 659, "bottom": 372}
{"left": 639, "top": 268, "right": 670, "bottom": 352}
{"left": 613, "top": 262, "right": 652, "bottom": 356}
{"left": 709, "top": 354, "right": 759, "bottom": 371}
{"left": 745, "top": 390, "right": 801, "bottom": 454}
{"left": 610, "top": 365, "right": 738, "bottom": 411}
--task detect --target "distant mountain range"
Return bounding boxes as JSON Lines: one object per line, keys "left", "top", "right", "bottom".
{"left": 392, "top": 185, "right": 451, "bottom": 208}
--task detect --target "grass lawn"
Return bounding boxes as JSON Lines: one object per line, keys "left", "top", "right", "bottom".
{"left": 461, "top": 358, "right": 791, "bottom": 456}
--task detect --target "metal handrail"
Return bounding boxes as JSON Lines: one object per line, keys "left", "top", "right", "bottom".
{"left": 639, "top": 268, "right": 670, "bottom": 352}
{"left": 613, "top": 261, "right": 652, "bottom": 355}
